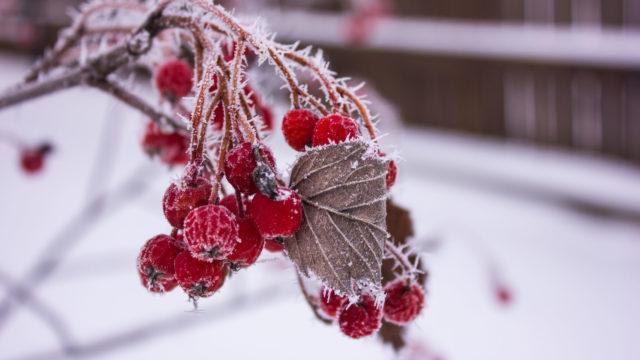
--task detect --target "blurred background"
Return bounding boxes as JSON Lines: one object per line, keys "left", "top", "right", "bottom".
{"left": 0, "top": 1, "right": 639, "bottom": 359}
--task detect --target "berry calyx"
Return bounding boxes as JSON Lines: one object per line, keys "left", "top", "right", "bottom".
{"left": 224, "top": 142, "right": 276, "bottom": 195}
{"left": 141, "top": 121, "right": 189, "bottom": 166}
{"left": 155, "top": 59, "right": 193, "bottom": 100}
{"left": 183, "top": 204, "right": 239, "bottom": 261}
{"left": 319, "top": 287, "right": 347, "bottom": 319}
{"left": 282, "top": 109, "right": 319, "bottom": 151}
{"left": 337, "top": 294, "right": 382, "bottom": 339}
{"left": 137, "top": 234, "right": 182, "bottom": 293}
{"left": 312, "top": 113, "right": 360, "bottom": 147}
{"left": 383, "top": 280, "right": 425, "bottom": 325}
{"left": 174, "top": 251, "right": 228, "bottom": 298}
{"left": 264, "top": 239, "right": 284, "bottom": 252}
{"left": 227, "top": 217, "right": 264, "bottom": 268}
{"left": 248, "top": 187, "right": 303, "bottom": 238}
{"left": 163, "top": 178, "right": 212, "bottom": 229}
{"left": 20, "top": 143, "right": 53, "bottom": 175}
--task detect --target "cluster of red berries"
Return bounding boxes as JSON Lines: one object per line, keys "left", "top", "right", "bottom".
{"left": 137, "top": 138, "right": 303, "bottom": 300}
{"left": 281, "top": 109, "right": 397, "bottom": 189}
{"left": 317, "top": 279, "right": 425, "bottom": 339}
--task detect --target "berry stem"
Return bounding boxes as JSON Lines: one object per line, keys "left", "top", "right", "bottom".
{"left": 210, "top": 86, "right": 233, "bottom": 204}
{"left": 337, "top": 86, "right": 377, "bottom": 140}
{"left": 384, "top": 239, "right": 415, "bottom": 277}
{"left": 283, "top": 51, "right": 342, "bottom": 114}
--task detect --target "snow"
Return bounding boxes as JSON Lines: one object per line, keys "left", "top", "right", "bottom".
{"left": 1, "top": 51, "right": 640, "bottom": 360}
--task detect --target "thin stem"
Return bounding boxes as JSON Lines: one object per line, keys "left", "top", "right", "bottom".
{"left": 89, "top": 77, "right": 184, "bottom": 130}
{"left": 284, "top": 51, "right": 341, "bottom": 113}
{"left": 337, "top": 86, "right": 377, "bottom": 140}
{"left": 384, "top": 239, "right": 414, "bottom": 276}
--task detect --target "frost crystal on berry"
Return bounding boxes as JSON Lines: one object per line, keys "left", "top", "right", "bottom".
{"left": 137, "top": 235, "right": 182, "bottom": 293}
{"left": 183, "top": 204, "right": 239, "bottom": 261}
{"left": 383, "top": 280, "right": 425, "bottom": 325}
{"left": 249, "top": 187, "right": 303, "bottom": 238}
{"left": 338, "top": 294, "right": 382, "bottom": 339}
{"left": 174, "top": 251, "right": 228, "bottom": 298}
{"left": 312, "top": 114, "right": 360, "bottom": 146}
{"left": 163, "top": 178, "right": 212, "bottom": 229}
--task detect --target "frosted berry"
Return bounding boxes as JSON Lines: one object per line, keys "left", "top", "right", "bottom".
{"left": 383, "top": 280, "right": 425, "bottom": 325}
{"left": 248, "top": 187, "right": 303, "bottom": 238}
{"left": 282, "top": 109, "right": 319, "bottom": 151}
{"left": 163, "top": 178, "right": 212, "bottom": 229}
{"left": 137, "top": 234, "right": 182, "bottom": 293}
{"left": 141, "top": 121, "right": 189, "bottom": 166}
{"left": 379, "top": 152, "right": 397, "bottom": 190}
{"left": 219, "top": 194, "right": 248, "bottom": 217}
{"left": 224, "top": 142, "right": 276, "bottom": 195}
{"left": 174, "top": 251, "right": 228, "bottom": 298}
{"left": 312, "top": 114, "right": 360, "bottom": 146}
{"left": 337, "top": 294, "right": 382, "bottom": 339}
{"left": 183, "top": 204, "right": 239, "bottom": 261}
{"left": 20, "top": 143, "right": 53, "bottom": 175}
{"left": 227, "top": 217, "right": 264, "bottom": 268}
{"left": 264, "top": 239, "right": 284, "bottom": 252}
{"left": 319, "top": 287, "right": 347, "bottom": 319}
{"left": 155, "top": 59, "right": 193, "bottom": 100}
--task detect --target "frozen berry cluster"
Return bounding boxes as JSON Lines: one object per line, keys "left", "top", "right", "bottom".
{"left": 282, "top": 109, "right": 397, "bottom": 189}
{"left": 316, "top": 280, "right": 425, "bottom": 339}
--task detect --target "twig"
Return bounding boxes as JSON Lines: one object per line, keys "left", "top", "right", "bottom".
{"left": 0, "top": 164, "right": 157, "bottom": 333}
{"left": 9, "top": 283, "right": 291, "bottom": 360}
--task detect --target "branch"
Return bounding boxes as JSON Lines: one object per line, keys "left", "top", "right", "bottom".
{"left": 89, "top": 77, "right": 185, "bottom": 130}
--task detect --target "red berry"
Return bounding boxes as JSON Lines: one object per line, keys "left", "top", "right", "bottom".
{"left": 163, "top": 178, "right": 212, "bottom": 229}
{"left": 264, "top": 239, "right": 284, "bottom": 252}
{"left": 20, "top": 143, "right": 52, "bottom": 175}
{"left": 379, "top": 152, "right": 398, "bottom": 190}
{"left": 495, "top": 285, "right": 513, "bottom": 306}
{"left": 312, "top": 114, "right": 360, "bottom": 147}
{"left": 219, "top": 194, "right": 248, "bottom": 217}
{"left": 319, "top": 287, "right": 347, "bottom": 319}
{"left": 383, "top": 280, "right": 425, "bottom": 325}
{"left": 227, "top": 217, "right": 264, "bottom": 267}
{"left": 137, "top": 235, "right": 182, "bottom": 293}
{"left": 224, "top": 142, "right": 276, "bottom": 195}
{"left": 248, "top": 187, "right": 303, "bottom": 238}
{"left": 141, "top": 121, "right": 189, "bottom": 166}
{"left": 183, "top": 204, "right": 239, "bottom": 261}
{"left": 174, "top": 251, "right": 228, "bottom": 298}
{"left": 155, "top": 59, "right": 193, "bottom": 100}
{"left": 337, "top": 294, "right": 382, "bottom": 339}
{"left": 282, "top": 109, "right": 319, "bottom": 151}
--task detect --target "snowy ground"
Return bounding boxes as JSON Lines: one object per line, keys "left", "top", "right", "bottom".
{"left": 0, "top": 52, "right": 639, "bottom": 360}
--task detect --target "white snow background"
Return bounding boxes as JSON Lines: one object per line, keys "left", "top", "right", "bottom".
{"left": 0, "top": 51, "right": 639, "bottom": 360}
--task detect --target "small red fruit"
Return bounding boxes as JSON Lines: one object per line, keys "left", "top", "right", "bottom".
{"left": 383, "top": 280, "right": 425, "bottom": 325}
{"left": 282, "top": 109, "right": 319, "bottom": 151}
{"left": 141, "top": 121, "right": 189, "bottom": 166}
{"left": 337, "top": 294, "right": 382, "bottom": 339}
{"left": 224, "top": 142, "right": 276, "bottom": 195}
{"left": 183, "top": 204, "right": 239, "bottom": 261}
{"left": 137, "top": 234, "right": 182, "bottom": 293}
{"left": 20, "top": 143, "right": 52, "bottom": 175}
{"left": 174, "top": 251, "right": 228, "bottom": 298}
{"left": 264, "top": 239, "right": 284, "bottom": 252}
{"left": 248, "top": 187, "right": 303, "bottom": 238}
{"left": 319, "top": 287, "right": 347, "bottom": 319}
{"left": 312, "top": 114, "right": 360, "bottom": 146}
{"left": 155, "top": 59, "right": 193, "bottom": 100}
{"left": 495, "top": 285, "right": 513, "bottom": 306}
{"left": 227, "top": 217, "right": 264, "bottom": 267}
{"left": 163, "top": 178, "right": 212, "bottom": 229}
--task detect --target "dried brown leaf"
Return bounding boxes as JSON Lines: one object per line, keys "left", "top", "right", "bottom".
{"left": 284, "top": 141, "right": 389, "bottom": 297}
